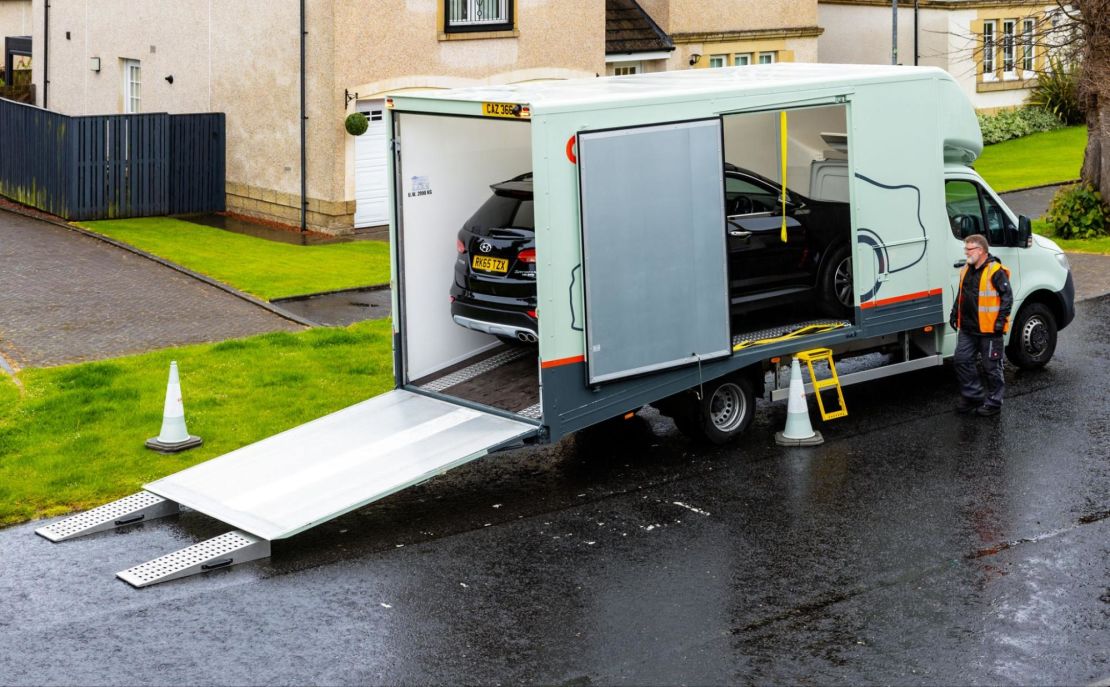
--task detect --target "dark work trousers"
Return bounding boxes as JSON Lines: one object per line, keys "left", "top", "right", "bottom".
{"left": 954, "top": 331, "right": 1005, "bottom": 408}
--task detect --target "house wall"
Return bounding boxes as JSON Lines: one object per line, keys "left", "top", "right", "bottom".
{"left": 0, "top": 0, "right": 31, "bottom": 39}
{"left": 817, "top": 1, "right": 1052, "bottom": 112}
{"left": 28, "top": 0, "right": 602, "bottom": 233}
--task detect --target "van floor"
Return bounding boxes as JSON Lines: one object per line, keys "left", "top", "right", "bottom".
{"left": 411, "top": 345, "right": 540, "bottom": 418}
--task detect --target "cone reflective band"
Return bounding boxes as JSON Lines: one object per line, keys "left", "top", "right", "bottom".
{"left": 775, "top": 357, "right": 823, "bottom": 446}
{"left": 146, "top": 361, "right": 203, "bottom": 453}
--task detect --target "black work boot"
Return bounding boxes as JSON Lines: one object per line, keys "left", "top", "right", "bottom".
{"left": 956, "top": 397, "right": 981, "bottom": 414}
{"left": 975, "top": 405, "right": 1001, "bottom": 417}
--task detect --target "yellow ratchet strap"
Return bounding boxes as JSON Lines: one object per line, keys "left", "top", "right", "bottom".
{"left": 780, "top": 110, "right": 788, "bottom": 243}
{"left": 732, "top": 322, "right": 848, "bottom": 353}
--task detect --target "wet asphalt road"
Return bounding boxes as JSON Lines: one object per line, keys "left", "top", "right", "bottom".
{"left": 3, "top": 296, "right": 1109, "bottom": 685}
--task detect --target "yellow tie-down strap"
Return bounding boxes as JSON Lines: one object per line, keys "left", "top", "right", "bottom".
{"left": 732, "top": 322, "right": 848, "bottom": 353}
{"left": 796, "top": 347, "right": 848, "bottom": 420}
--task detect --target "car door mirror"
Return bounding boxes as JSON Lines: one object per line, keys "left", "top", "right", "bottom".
{"left": 1018, "top": 214, "right": 1033, "bottom": 247}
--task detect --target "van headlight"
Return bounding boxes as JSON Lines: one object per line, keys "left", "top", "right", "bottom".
{"left": 1054, "top": 252, "right": 1070, "bottom": 271}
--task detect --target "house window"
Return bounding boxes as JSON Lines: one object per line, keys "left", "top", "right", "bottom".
{"left": 122, "top": 59, "right": 141, "bottom": 113}
{"left": 1022, "top": 18, "right": 1035, "bottom": 71}
{"left": 614, "top": 63, "right": 640, "bottom": 76}
{"left": 1002, "top": 20, "right": 1016, "bottom": 75}
{"left": 445, "top": 0, "right": 512, "bottom": 32}
{"left": 734, "top": 53, "right": 752, "bottom": 66}
{"left": 982, "top": 21, "right": 996, "bottom": 76}
{"left": 758, "top": 52, "right": 776, "bottom": 64}
{"left": 709, "top": 54, "right": 726, "bottom": 68}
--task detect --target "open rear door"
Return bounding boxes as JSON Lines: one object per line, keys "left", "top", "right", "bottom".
{"left": 145, "top": 390, "right": 536, "bottom": 540}
{"left": 37, "top": 391, "right": 536, "bottom": 587}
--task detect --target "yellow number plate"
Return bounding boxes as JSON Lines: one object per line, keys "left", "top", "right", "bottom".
{"left": 472, "top": 255, "right": 509, "bottom": 273}
{"left": 482, "top": 101, "right": 526, "bottom": 119}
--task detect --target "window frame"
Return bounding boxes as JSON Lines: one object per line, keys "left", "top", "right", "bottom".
{"left": 708, "top": 54, "right": 727, "bottom": 68}
{"left": 613, "top": 62, "right": 640, "bottom": 76}
{"left": 734, "top": 53, "right": 752, "bottom": 66}
{"left": 1022, "top": 18, "right": 1035, "bottom": 72}
{"left": 758, "top": 51, "right": 776, "bottom": 64}
{"left": 1002, "top": 19, "right": 1017, "bottom": 77}
{"left": 982, "top": 20, "right": 997, "bottom": 79}
{"left": 444, "top": 0, "right": 513, "bottom": 34}
{"left": 945, "top": 179, "right": 1018, "bottom": 246}
{"left": 122, "top": 58, "right": 141, "bottom": 114}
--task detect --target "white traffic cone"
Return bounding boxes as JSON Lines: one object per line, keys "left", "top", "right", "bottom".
{"left": 775, "top": 357, "right": 824, "bottom": 446}
{"left": 145, "top": 361, "right": 203, "bottom": 453}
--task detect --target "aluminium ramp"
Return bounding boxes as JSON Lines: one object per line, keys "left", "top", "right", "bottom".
{"left": 39, "top": 390, "right": 537, "bottom": 587}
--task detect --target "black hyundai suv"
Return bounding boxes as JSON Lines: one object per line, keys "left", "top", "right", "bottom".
{"left": 450, "top": 167, "right": 852, "bottom": 344}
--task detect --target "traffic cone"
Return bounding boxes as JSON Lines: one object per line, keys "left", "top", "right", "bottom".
{"left": 775, "top": 357, "right": 824, "bottom": 446}
{"left": 145, "top": 361, "right": 203, "bottom": 453}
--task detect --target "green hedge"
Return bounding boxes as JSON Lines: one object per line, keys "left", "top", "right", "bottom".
{"left": 977, "top": 107, "right": 1064, "bottom": 145}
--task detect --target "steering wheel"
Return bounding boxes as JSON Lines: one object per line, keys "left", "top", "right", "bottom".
{"left": 731, "top": 195, "right": 754, "bottom": 215}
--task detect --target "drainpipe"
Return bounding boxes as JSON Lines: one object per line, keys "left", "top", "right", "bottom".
{"left": 913, "top": 0, "right": 919, "bottom": 66}
{"left": 891, "top": 0, "right": 898, "bottom": 65}
{"left": 42, "top": 0, "right": 49, "bottom": 107}
{"left": 300, "top": 0, "right": 307, "bottom": 232}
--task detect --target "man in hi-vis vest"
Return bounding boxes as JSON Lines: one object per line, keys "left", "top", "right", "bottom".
{"left": 950, "top": 233, "right": 1013, "bottom": 416}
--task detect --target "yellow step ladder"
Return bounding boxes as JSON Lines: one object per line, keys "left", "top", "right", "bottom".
{"left": 795, "top": 348, "right": 848, "bottom": 420}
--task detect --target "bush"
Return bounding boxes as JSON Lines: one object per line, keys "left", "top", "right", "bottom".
{"left": 1045, "top": 183, "right": 1107, "bottom": 239}
{"left": 977, "top": 106, "right": 1064, "bottom": 145}
{"left": 344, "top": 112, "right": 369, "bottom": 136}
{"left": 1027, "top": 57, "right": 1084, "bottom": 125}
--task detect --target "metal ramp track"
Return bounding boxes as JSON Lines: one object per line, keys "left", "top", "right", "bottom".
{"left": 117, "top": 531, "right": 270, "bottom": 588}
{"left": 418, "top": 348, "right": 528, "bottom": 392}
{"left": 35, "top": 492, "right": 179, "bottom": 542}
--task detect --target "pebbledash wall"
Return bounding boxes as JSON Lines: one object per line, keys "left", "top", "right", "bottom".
{"left": 30, "top": 0, "right": 603, "bottom": 234}
{"left": 0, "top": 0, "right": 31, "bottom": 41}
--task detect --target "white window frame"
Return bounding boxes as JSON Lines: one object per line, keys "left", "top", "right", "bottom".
{"left": 446, "top": 0, "right": 510, "bottom": 30}
{"left": 708, "top": 54, "right": 726, "bottom": 68}
{"left": 758, "top": 51, "right": 776, "bottom": 64}
{"left": 613, "top": 62, "right": 640, "bottom": 76}
{"left": 982, "top": 21, "right": 997, "bottom": 80}
{"left": 1022, "top": 18, "right": 1035, "bottom": 72}
{"left": 122, "top": 59, "right": 141, "bottom": 113}
{"left": 1002, "top": 19, "right": 1017, "bottom": 78}
{"left": 734, "top": 53, "right": 752, "bottom": 66}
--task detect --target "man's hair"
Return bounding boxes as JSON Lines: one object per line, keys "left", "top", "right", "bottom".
{"left": 964, "top": 234, "right": 989, "bottom": 252}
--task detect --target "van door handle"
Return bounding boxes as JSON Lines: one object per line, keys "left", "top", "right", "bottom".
{"left": 953, "top": 259, "right": 967, "bottom": 268}
{"left": 728, "top": 230, "right": 752, "bottom": 238}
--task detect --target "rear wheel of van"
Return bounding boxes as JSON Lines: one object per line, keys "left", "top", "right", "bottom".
{"left": 1006, "top": 302, "right": 1057, "bottom": 369}
{"left": 818, "top": 243, "right": 853, "bottom": 318}
{"left": 672, "top": 376, "right": 756, "bottom": 445}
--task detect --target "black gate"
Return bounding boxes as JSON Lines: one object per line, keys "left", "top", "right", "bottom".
{"left": 0, "top": 98, "right": 225, "bottom": 220}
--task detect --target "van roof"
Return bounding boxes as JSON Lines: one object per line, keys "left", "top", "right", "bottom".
{"left": 390, "top": 63, "right": 953, "bottom": 113}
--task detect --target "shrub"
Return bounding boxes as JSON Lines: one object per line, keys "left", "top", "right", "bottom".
{"left": 1045, "top": 183, "right": 1107, "bottom": 239}
{"left": 977, "top": 106, "right": 1064, "bottom": 145}
{"left": 344, "top": 112, "right": 369, "bottom": 136}
{"left": 1027, "top": 57, "right": 1084, "bottom": 125}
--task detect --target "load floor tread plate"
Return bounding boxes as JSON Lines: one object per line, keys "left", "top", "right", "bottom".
{"left": 144, "top": 390, "right": 536, "bottom": 541}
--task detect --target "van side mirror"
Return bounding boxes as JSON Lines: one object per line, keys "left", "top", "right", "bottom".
{"left": 951, "top": 215, "right": 977, "bottom": 239}
{"left": 1018, "top": 214, "right": 1033, "bottom": 247}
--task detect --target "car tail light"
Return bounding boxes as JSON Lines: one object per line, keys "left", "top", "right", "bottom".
{"left": 517, "top": 248, "right": 537, "bottom": 263}
{"left": 456, "top": 239, "right": 466, "bottom": 254}
{"left": 527, "top": 310, "right": 537, "bottom": 319}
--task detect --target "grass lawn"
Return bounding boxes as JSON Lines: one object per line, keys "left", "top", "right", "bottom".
{"left": 975, "top": 125, "right": 1085, "bottom": 192}
{"left": 75, "top": 217, "right": 391, "bottom": 300}
{"left": 0, "top": 320, "right": 395, "bottom": 528}
{"left": 1033, "top": 219, "right": 1110, "bottom": 255}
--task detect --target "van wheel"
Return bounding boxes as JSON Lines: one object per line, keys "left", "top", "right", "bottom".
{"left": 673, "top": 376, "right": 756, "bottom": 445}
{"left": 1006, "top": 302, "right": 1057, "bottom": 369}
{"left": 818, "top": 243, "right": 853, "bottom": 318}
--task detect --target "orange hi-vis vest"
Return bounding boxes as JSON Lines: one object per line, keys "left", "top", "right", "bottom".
{"left": 957, "top": 261, "right": 1012, "bottom": 334}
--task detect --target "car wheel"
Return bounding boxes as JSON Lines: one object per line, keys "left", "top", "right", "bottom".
{"left": 818, "top": 243, "right": 853, "bottom": 318}
{"left": 1005, "top": 302, "right": 1057, "bottom": 369}
{"left": 673, "top": 376, "right": 756, "bottom": 445}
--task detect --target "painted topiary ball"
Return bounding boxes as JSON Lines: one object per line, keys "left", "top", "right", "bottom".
{"left": 345, "top": 112, "right": 369, "bottom": 136}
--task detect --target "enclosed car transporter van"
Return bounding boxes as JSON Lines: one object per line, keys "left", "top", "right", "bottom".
{"left": 37, "top": 64, "right": 1074, "bottom": 586}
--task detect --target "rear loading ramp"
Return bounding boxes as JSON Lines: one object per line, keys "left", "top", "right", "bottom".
{"left": 38, "top": 390, "right": 538, "bottom": 587}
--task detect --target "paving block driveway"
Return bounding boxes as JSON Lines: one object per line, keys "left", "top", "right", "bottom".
{"left": 0, "top": 211, "right": 301, "bottom": 369}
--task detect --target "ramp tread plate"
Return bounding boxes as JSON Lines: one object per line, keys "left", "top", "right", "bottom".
{"left": 419, "top": 348, "right": 528, "bottom": 392}
{"left": 117, "top": 530, "right": 270, "bottom": 588}
{"left": 517, "top": 403, "right": 542, "bottom": 420}
{"left": 35, "top": 491, "right": 179, "bottom": 542}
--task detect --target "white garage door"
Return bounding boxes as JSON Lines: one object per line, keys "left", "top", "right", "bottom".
{"left": 354, "top": 100, "right": 389, "bottom": 227}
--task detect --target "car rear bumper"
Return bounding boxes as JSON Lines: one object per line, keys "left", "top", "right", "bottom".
{"left": 451, "top": 299, "right": 538, "bottom": 342}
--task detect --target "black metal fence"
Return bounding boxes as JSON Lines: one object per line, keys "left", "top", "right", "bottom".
{"left": 0, "top": 98, "right": 225, "bottom": 220}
